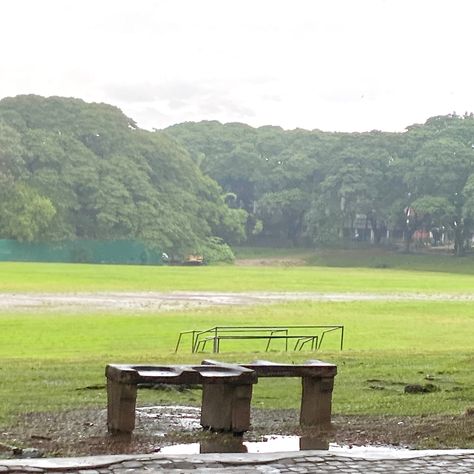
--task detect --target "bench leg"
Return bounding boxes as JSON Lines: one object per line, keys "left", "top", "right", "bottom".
{"left": 300, "top": 376, "right": 334, "bottom": 427}
{"left": 201, "top": 383, "right": 253, "bottom": 433}
{"left": 107, "top": 379, "right": 138, "bottom": 435}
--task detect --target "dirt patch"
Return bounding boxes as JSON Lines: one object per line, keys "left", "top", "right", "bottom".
{"left": 2, "top": 406, "right": 474, "bottom": 458}
{"left": 235, "top": 257, "right": 308, "bottom": 266}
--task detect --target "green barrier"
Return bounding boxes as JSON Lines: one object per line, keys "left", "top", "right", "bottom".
{"left": 0, "top": 239, "right": 165, "bottom": 265}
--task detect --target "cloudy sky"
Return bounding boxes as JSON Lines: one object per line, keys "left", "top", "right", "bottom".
{"left": 1, "top": 0, "right": 473, "bottom": 132}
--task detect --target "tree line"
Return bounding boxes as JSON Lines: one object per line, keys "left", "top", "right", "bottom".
{"left": 165, "top": 114, "right": 474, "bottom": 255}
{"left": 1, "top": 95, "right": 473, "bottom": 259}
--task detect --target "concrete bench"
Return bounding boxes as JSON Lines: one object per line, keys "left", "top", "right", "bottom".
{"left": 106, "top": 359, "right": 337, "bottom": 436}
{"left": 105, "top": 363, "right": 257, "bottom": 435}
{"left": 204, "top": 359, "right": 337, "bottom": 427}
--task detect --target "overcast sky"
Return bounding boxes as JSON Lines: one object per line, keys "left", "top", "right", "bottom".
{"left": 1, "top": 0, "right": 473, "bottom": 132}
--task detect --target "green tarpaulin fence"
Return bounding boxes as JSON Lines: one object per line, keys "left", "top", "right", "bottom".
{"left": 0, "top": 239, "right": 165, "bottom": 265}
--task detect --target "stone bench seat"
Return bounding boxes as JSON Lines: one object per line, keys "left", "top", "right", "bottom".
{"left": 106, "top": 359, "right": 337, "bottom": 436}
{"left": 106, "top": 363, "right": 256, "bottom": 435}
{"left": 204, "top": 359, "right": 337, "bottom": 427}
{"left": 106, "top": 363, "right": 256, "bottom": 385}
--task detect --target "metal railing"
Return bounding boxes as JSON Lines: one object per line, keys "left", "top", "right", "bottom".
{"left": 174, "top": 324, "right": 344, "bottom": 353}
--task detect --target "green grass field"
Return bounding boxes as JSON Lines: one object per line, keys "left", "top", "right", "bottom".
{"left": 1, "top": 258, "right": 474, "bottom": 292}
{"left": 0, "top": 256, "right": 473, "bottom": 429}
{"left": 236, "top": 245, "right": 474, "bottom": 274}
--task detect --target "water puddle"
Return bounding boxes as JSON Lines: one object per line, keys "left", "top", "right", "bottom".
{"left": 160, "top": 435, "right": 315, "bottom": 454}
{"left": 137, "top": 406, "right": 412, "bottom": 456}
{"left": 159, "top": 435, "right": 410, "bottom": 454}
{"left": 137, "top": 405, "right": 202, "bottom": 432}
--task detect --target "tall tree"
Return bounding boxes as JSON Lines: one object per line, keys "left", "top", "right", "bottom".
{"left": 0, "top": 96, "right": 245, "bottom": 259}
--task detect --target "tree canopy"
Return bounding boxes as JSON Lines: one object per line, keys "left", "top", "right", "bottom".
{"left": 166, "top": 113, "right": 474, "bottom": 255}
{"left": 0, "top": 95, "right": 245, "bottom": 259}
{"left": 3, "top": 95, "right": 474, "bottom": 258}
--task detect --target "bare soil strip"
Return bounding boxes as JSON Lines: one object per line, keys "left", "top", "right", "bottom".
{"left": 0, "top": 291, "right": 473, "bottom": 312}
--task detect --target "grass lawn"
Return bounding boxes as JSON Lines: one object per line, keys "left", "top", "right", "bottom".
{"left": 1, "top": 259, "right": 474, "bottom": 293}
{"left": 308, "top": 247, "right": 474, "bottom": 274}
{"left": 235, "top": 245, "right": 474, "bottom": 275}
{"left": 1, "top": 299, "right": 473, "bottom": 425}
{"left": 0, "top": 256, "right": 473, "bottom": 437}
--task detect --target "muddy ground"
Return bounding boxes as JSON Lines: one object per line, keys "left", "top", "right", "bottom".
{"left": 2, "top": 405, "right": 474, "bottom": 458}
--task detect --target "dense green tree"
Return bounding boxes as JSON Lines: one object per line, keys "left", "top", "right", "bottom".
{"left": 403, "top": 116, "right": 474, "bottom": 255}
{"left": 0, "top": 95, "right": 245, "bottom": 258}
{"left": 4, "top": 95, "right": 474, "bottom": 257}
{"left": 0, "top": 181, "right": 55, "bottom": 241}
{"left": 166, "top": 115, "right": 474, "bottom": 254}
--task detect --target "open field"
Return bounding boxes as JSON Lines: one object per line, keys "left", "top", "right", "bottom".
{"left": 1, "top": 300, "right": 473, "bottom": 421}
{"left": 235, "top": 246, "right": 474, "bottom": 274}
{"left": 0, "top": 256, "right": 474, "bottom": 453}
{"left": 2, "top": 258, "right": 474, "bottom": 293}
{"left": 308, "top": 247, "right": 474, "bottom": 274}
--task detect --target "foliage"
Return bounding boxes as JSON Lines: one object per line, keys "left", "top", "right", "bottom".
{"left": 166, "top": 114, "right": 474, "bottom": 253}
{"left": 200, "top": 236, "right": 235, "bottom": 264}
{"left": 4, "top": 94, "right": 474, "bottom": 256}
{"left": 0, "top": 183, "right": 56, "bottom": 241}
{"left": 0, "top": 95, "right": 245, "bottom": 259}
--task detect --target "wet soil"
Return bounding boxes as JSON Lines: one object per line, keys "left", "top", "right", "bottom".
{"left": 2, "top": 406, "right": 474, "bottom": 458}
{"left": 1, "top": 291, "right": 474, "bottom": 313}
{"left": 234, "top": 257, "right": 308, "bottom": 266}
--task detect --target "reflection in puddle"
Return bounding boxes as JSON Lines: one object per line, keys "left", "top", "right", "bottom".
{"left": 160, "top": 436, "right": 412, "bottom": 455}
{"left": 160, "top": 435, "right": 330, "bottom": 454}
